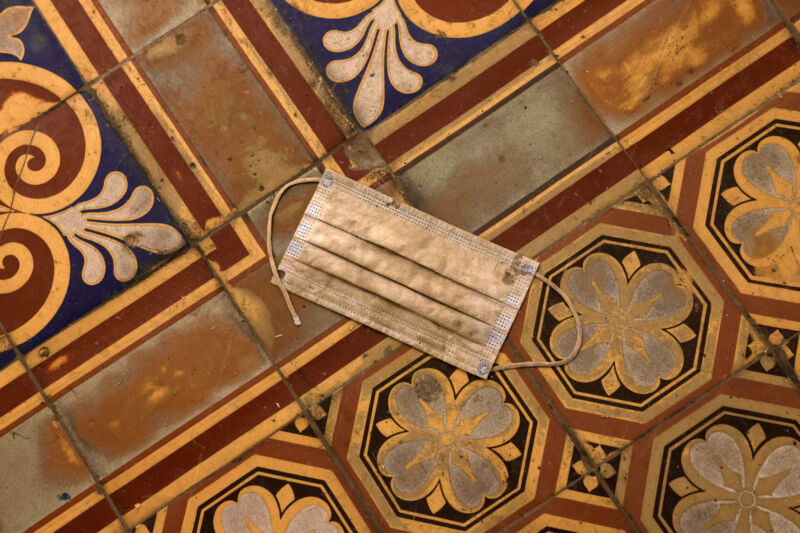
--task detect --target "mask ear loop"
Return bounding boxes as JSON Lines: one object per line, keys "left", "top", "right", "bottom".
{"left": 266, "top": 176, "right": 321, "bottom": 327}
{"left": 492, "top": 271, "right": 582, "bottom": 371}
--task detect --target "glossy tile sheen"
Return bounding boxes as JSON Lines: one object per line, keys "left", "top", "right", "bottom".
{"left": 4, "top": 0, "right": 800, "bottom": 530}
{"left": 564, "top": 0, "right": 782, "bottom": 133}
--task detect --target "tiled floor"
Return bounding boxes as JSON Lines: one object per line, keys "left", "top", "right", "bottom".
{"left": 2, "top": 0, "right": 800, "bottom": 531}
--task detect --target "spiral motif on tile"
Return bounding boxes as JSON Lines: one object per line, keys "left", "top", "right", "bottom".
{"left": 0, "top": 64, "right": 101, "bottom": 214}
{"left": 0, "top": 213, "right": 69, "bottom": 349}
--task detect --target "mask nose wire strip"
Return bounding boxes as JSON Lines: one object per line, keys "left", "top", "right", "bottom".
{"left": 492, "top": 271, "right": 583, "bottom": 372}
{"left": 267, "top": 176, "right": 322, "bottom": 327}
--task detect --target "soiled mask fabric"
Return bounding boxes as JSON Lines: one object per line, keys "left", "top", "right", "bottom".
{"left": 267, "top": 170, "right": 581, "bottom": 378}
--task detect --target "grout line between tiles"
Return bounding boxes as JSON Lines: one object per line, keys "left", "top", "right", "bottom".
{"left": 512, "top": 0, "right": 652, "bottom": 190}
{"left": 1, "top": 112, "right": 131, "bottom": 531}
{"left": 639, "top": 70, "right": 800, "bottom": 183}
{"left": 0, "top": 321, "right": 132, "bottom": 533}
{"left": 0, "top": 120, "right": 40, "bottom": 244}
{"left": 196, "top": 247, "right": 389, "bottom": 533}
{"left": 766, "top": 0, "right": 800, "bottom": 47}
{"left": 502, "top": 461, "right": 635, "bottom": 531}
{"left": 612, "top": 342, "right": 797, "bottom": 471}
{"left": 3, "top": 0, "right": 231, "bottom": 144}
{"left": 502, "top": 338, "right": 644, "bottom": 532}
{"left": 638, "top": 177, "right": 797, "bottom": 376}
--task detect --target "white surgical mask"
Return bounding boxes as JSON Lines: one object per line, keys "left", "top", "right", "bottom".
{"left": 267, "top": 170, "right": 581, "bottom": 378}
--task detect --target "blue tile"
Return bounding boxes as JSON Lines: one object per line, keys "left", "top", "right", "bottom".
{"left": 272, "top": 0, "right": 557, "bottom": 127}
{"left": 0, "top": 1, "right": 186, "bottom": 368}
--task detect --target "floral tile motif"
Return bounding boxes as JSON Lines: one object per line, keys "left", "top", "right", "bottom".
{"left": 0, "top": 2, "right": 185, "bottom": 369}
{"left": 656, "top": 81, "right": 800, "bottom": 320}
{"left": 323, "top": 346, "right": 569, "bottom": 532}
{"left": 270, "top": 0, "right": 558, "bottom": 127}
{"left": 733, "top": 315, "right": 800, "bottom": 384}
{"left": 556, "top": 431, "right": 631, "bottom": 510}
{"left": 625, "top": 377, "right": 800, "bottom": 532}
{"left": 131, "top": 419, "right": 371, "bottom": 533}
{"left": 4, "top": 0, "right": 800, "bottom": 530}
{"left": 512, "top": 197, "right": 735, "bottom": 432}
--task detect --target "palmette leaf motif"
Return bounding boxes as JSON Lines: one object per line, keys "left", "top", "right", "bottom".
{"left": 323, "top": 0, "right": 437, "bottom": 126}
{"left": 46, "top": 171, "right": 184, "bottom": 285}
{"left": 0, "top": 6, "right": 33, "bottom": 60}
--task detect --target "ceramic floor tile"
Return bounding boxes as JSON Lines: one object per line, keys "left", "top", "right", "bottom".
{"left": 1, "top": 80, "right": 186, "bottom": 374}
{"left": 55, "top": 291, "right": 270, "bottom": 480}
{"left": 562, "top": 0, "right": 784, "bottom": 135}
{"left": 44, "top": 290, "right": 301, "bottom": 530}
{"left": 0, "top": 2, "right": 87, "bottom": 132}
{"left": 653, "top": 79, "right": 800, "bottom": 326}
{"left": 5, "top": 0, "right": 800, "bottom": 530}
{"left": 776, "top": 0, "right": 800, "bottom": 20}
{"left": 511, "top": 493, "right": 632, "bottom": 532}
{"left": 733, "top": 316, "right": 800, "bottom": 385}
{"left": 619, "top": 370, "right": 800, "bottom": 532}
{"left": 94, "top": 0, "right": 206, "bottom": 53}
{"left": 269, "top": 0, "right": 560, "bottom": 127}
{"left": 397, "top": 66, "right": 611, "bottom": 233}
{"left": 227, "top": 174, "right": 343, "bottom": 363}
{"left": 135, "top": 12, "right": 313, "bottom": 209}
{"left": 506, "top": 187, "right": 750, "bottom": 449}
{"left": 315, "top": 344, "right": 573, "bottom": 532}
{"left": 129, "top": 414, "right": 373, "bottom": 533}
{"left": 0, "top": 407, "right": 110, "bottom": 532}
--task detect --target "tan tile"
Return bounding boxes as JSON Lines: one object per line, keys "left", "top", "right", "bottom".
{"left": 138, "top": 13, "right": 312, "bottom": 209}
{"left": 0, "top": 410, "right": 94, "bottom": 532}
{"left": 775, "top": 0, "right": 800, "bottom": 20}
{"left": 57, "top": 292, "right": 270, "bottom": 478}
{"left": 96, "top": 0, "right": 205, "bottom": 52}
{"left": 237, "top": 174, "right": 341, "bottom": 361}
{"left": 397, "top": 67, "right": 610, "bottom": 232}
{"left": 564, "top": 0, "right": 780, "bottom": 133}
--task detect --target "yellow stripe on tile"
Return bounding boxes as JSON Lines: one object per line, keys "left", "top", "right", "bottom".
{"left": 212, "top": 2, "right": 327, "bottom": 158}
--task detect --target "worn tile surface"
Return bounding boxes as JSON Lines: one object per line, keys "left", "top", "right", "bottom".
{"left": 3, "top": 0, "right": 800, "bottom": 531}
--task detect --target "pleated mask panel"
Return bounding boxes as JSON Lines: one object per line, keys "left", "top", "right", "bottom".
{"left": 275, "top": 170, "right": 538, "bottom": 378}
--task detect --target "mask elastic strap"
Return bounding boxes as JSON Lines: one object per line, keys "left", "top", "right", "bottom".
{"left": 266, "top": 176, "right": 321, "bottom": 327}
{"left": 493, "top": 271, "right": 582, "bottom": 372}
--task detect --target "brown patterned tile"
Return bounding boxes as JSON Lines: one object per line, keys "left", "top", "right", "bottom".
{"left": 775, "top": 0, "right": 800, "bottom": 20}
{"left": 136, "top": 12, "right": 312, "bottom": 209}
{"left": 621, "top": 373, "right": 800, "bottom": 531}
{"left": 563, "top": 0, "right": 783, "bottom": 134}
{"left": 234, "top": 172, "right": 343, "bottom": 362}
{"left": 653, "top": 82, "right": 800, "bottom": 322}
{"left": 130, "top": 415, "right": 372, "bottom": 533}
{"left": 512, "top": 494, "right": 632, "bottom": 532}
{"left": 55, "top": 291, "right": 270, "bottom": 480}
{"left": 397, "top": 66, "right": 611, "bottom": 233}
{"left": 732, "top": 315, "right": 800, "bottom": 384}
{"left": 318, "top": 344, "right": 572, "bottom": 532}
{"left": 0, "top": 408, "right": 109, "bottom": 532}
{"left": 507, "top": 189, "right": 747, "bottom": 447}
{"left": 95, "top": 0, "right": 206, "bottom": 53}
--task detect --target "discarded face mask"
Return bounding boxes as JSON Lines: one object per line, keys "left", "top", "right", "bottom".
{"left": 267, "top": 170, "right": 581, "bottom": 378}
